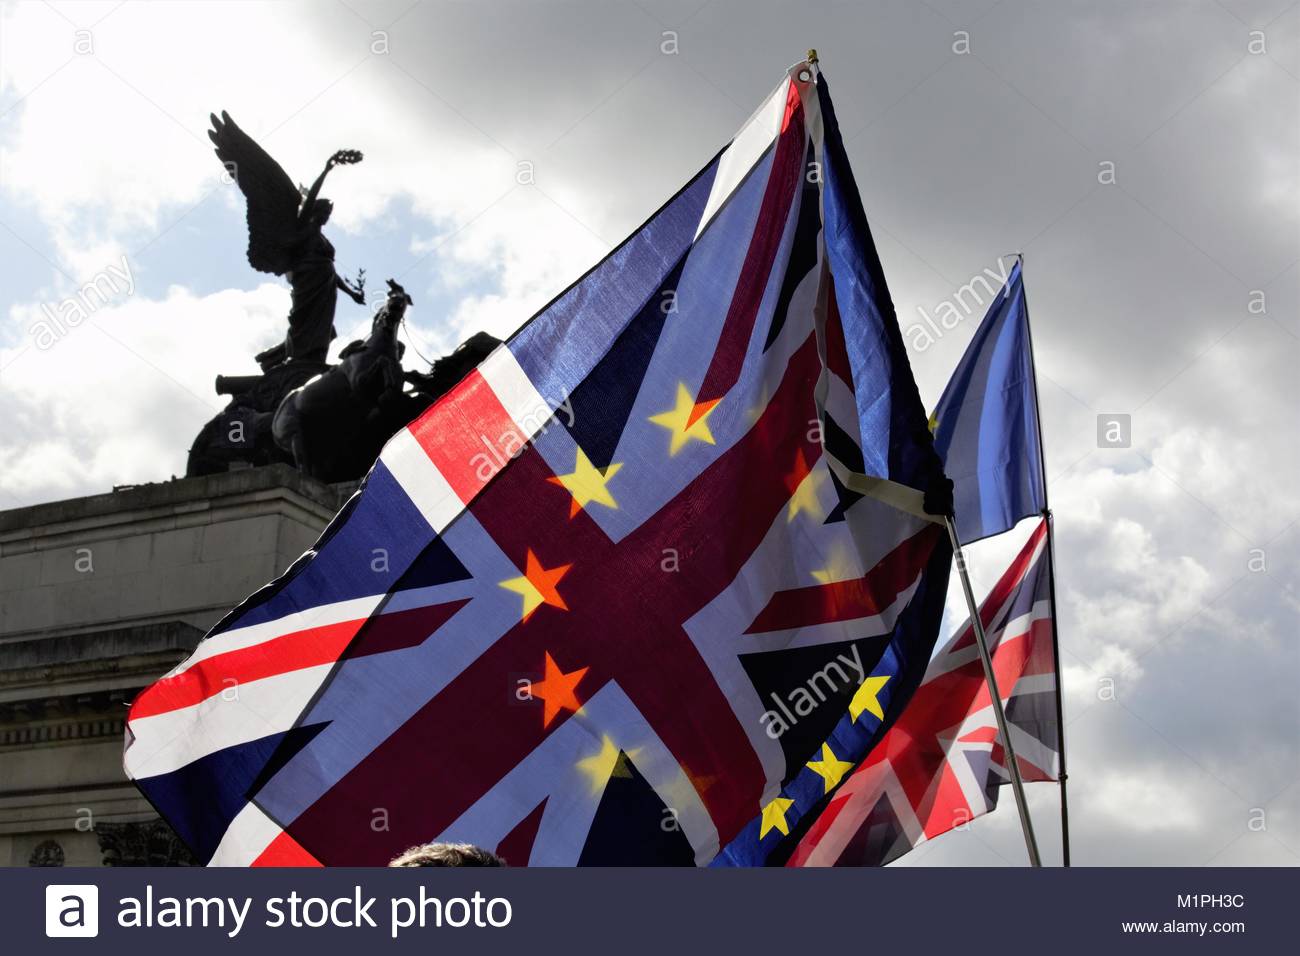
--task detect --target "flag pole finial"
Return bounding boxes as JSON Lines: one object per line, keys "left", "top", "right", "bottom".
{"left": 806, "top": 48, "right": 819, "bottom": 65}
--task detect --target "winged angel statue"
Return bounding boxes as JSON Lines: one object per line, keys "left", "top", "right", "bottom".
{"left": 209, "top": 111, "right": 366, "bottom": 365}
{"left": 187, "top": 114, "right": 503, "bottom": 481}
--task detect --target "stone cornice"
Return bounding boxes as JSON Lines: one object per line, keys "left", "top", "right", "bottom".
{"left": 0, "top": 464, "right": 351, "bottom": 555}
{"left": 0, "top": 621, "right": 200, "bottom": 712}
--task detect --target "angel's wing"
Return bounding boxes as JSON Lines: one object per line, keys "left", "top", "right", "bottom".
{"left": 209, "top": 111, "right": 302, "bottom": 275}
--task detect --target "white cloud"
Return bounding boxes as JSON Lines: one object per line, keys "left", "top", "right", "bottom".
{"left": 0, "top": 1, "right": 576, "bottom": 297}
{"left": 0, "top": 283, "right": 284, "bottom": 503}
{"left": 1086, "top": 764, "right": 1205, "bottom": 834}
{"left": 425, "top": 188, "right": 609, "bottom": 347}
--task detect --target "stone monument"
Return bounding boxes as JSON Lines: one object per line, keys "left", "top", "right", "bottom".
{"left": 0, "top": 467, "right": 350, "bottom": 865}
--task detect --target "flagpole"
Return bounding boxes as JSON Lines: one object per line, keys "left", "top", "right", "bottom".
{"left": 1013, "top": 251, "right": 1072, "bottom": 867}
{"left": 943, "top": 516, "right": 1042, "bottom": 867}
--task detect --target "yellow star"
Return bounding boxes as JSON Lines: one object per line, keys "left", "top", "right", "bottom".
{"left": 649, "top": 382, "right": 719, "bottom": 455}
{"left": 811, "top": 544, "right": 857, "bottom": 584}
{"left": 760, "top": 796, "right": 795, "bottom": 838}
{"left": 548, "top": 448, "right": 622, "bottom": 517}
{"left": 849, "top": 675, "right": 891, "bottom": 723}
{"left": 928, "top": 411, "right": 939, "bottom": 434}
{"left": 785, "top": 451, "right": 826, "bottom": 522}
{"left": 806, "top": 742, "right": 853, "bottom": 794}
{"left": 576, "top": 735, "right": 641, "bottom": 794}
{"left": 499, "top": 550, "right": 571, "bottom": 622}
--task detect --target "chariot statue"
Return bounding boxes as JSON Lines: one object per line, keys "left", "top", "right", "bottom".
{"left": 186, "top": 111, "right": 500, "bottom": 482}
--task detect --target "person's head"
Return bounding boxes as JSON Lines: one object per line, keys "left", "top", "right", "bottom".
{"left": 388, "top": 842, "right": 505, "bottom": 867}
{"left": 311, "top": 197, "right": 333, "bottom": 225}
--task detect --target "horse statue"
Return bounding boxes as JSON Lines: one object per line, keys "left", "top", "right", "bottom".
{"left": 186, "top": 286, "right": 501, "bottom": 483}
{"left": 271, "top": 279, "right": 412, "bottom": 482}
{"left": 391, "top": 331, "right": 502, "bottom": 426}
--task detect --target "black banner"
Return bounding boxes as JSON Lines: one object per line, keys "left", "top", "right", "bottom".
{"left": 12, "top": 867, "right": 1286, "bottom": 953}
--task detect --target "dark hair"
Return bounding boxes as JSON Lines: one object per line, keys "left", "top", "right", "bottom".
{"left": 388, "top": 842, "right": 506, "bottom": 867}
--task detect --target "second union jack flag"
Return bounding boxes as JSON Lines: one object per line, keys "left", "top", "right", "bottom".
{"left": 124, "top": 62, "right": 953, "bottom": 866}
{"left": 786, "top": 518, "right": 1060, "bottom": 866}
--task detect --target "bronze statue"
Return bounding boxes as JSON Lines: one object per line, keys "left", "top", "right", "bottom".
{"left": 187, "top": 276, "right": 501, "bottom": 482}
{"left": 186, "top": 113, "right": 502, "bottom": 483}
{"left": 272, "top": 279, "right": 412, "bottom": 481}
{"left": 208, "top": 111, "right": 366, "bottom": 365}
{"left": 271, "top": 282, "right": 500, "bottom": 483}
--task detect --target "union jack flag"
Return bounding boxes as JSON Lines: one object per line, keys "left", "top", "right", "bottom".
{"left": 124, "top": 62, "right": 952, "bottom": 866}
{"left": 785, "top": 518, "right": 1059, "bottom": 866}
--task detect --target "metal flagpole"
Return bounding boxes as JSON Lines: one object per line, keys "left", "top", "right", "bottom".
{"left": 1011, "top": 251, "right": 1072, "bottom": 867}
{"left": 943, "top": 515, "right": 1042, "bottom": 867}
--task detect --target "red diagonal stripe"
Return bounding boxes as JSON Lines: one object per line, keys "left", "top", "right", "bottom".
{"left": 823, "top": 285, "right": 854, "bottom": 388}
{"left": 495, "top": 797, "right": 548, "bottom": 866}
{"left": 409, "top": 368, "right": 521, "bottom": 504}
{"left": 744, "top": 526, "right": 939, "bottom": 634}
{"left": 950, "top": 518, "right": 1047, "bottom": 650}
{"left": 251, "top": 830, "right": 322, "bottom": 867}
{"left": 691, "top": 82, "right": 807, "bottom": 421}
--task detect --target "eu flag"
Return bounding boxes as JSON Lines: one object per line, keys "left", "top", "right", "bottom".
{"left": 930, "top": 261, "right": 1045, "bottom": 543}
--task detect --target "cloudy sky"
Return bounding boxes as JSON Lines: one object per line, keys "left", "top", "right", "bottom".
{"left": 1, "top": 0, "right": 1296, "bottom": 866}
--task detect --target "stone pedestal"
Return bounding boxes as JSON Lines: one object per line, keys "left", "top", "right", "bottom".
{"left": 0, "top": 466, "right": 349, "bottom": 866}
